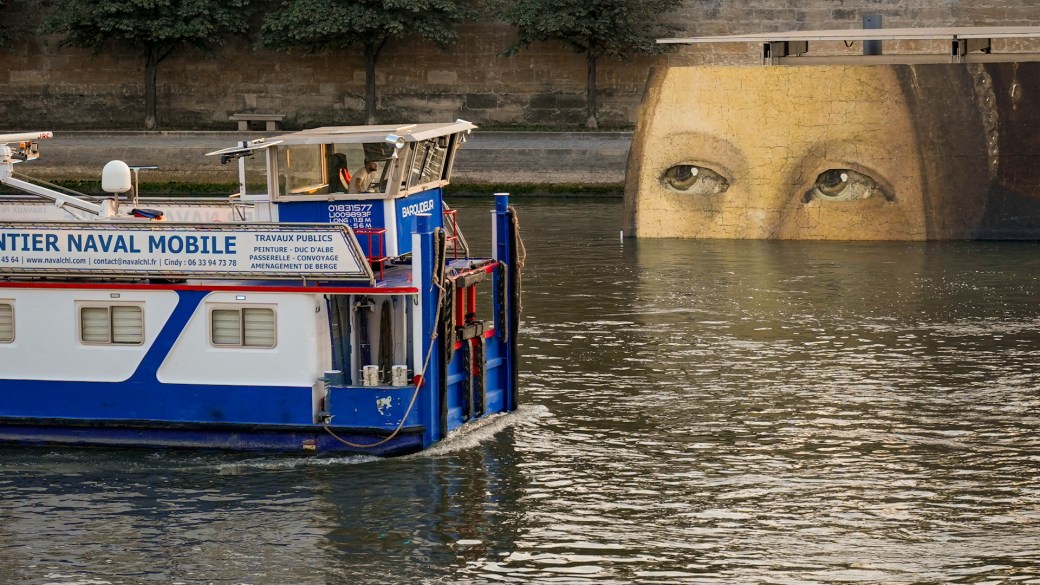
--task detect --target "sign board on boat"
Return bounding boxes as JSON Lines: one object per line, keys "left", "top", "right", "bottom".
{"left": 0, "top": 222, "right": 374, "bottom": 282}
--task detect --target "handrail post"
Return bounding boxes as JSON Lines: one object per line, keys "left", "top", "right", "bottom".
{"left": 413, "top": 213, "right": 442, "bottom": 446}
{"left": 492, "top": 193, "right": 519, "bottom": 412}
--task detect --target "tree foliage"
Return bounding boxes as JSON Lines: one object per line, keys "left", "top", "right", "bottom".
{"left": 43, "top": 0, "right": 251, "bottom": 130}
{"left": 259, "top": 0, "right": 477, "bottom": 124}
{"left": 0, "top": 1, "right": 8, "bottom": 48}
{"left": 488, "top": 0, "right": 682, "bottom": 128}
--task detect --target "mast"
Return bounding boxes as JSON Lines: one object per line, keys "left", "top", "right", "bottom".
{"left": 0, "top": 132, "right": 112, "bottom": 218}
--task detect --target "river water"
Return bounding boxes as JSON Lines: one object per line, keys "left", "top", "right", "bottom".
{"left": 2, "top": 198, "right": 1040, "bottom": 584}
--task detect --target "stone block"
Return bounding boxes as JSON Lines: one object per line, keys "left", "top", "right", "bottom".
{"left": 529, "top": 93, "right": 559, "bottom": 110}
{"left": 465, "top": 93, "right": 498, "bottom": 109}
{"left": 9, "top": 70, "right": 47, "bottom": 84}
{"left": 427, "top": 70, "right": 458, "bottom": 84}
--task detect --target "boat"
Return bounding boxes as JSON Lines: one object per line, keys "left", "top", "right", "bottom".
{"left": 0, "top": 122, "right": 522, "bottom": 456}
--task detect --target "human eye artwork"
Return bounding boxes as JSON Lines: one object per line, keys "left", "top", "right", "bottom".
{"left": 623, "top": 63, "right": 1040, "bottom": 240}
{"left": 660, "top": 164, "right": 729, "bottom": 195}
{"left": 806, "top": 169, "right": 892, "bottom": 202}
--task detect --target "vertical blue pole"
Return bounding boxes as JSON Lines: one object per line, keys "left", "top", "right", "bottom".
{"left": 414, "top": 213, "right": 441, "bottom": 447}
{"left": 494, "top": 194, "right": 510, "bottom": 264}
{"left": 493, "top": 193, "right": 518, "bottom": 412}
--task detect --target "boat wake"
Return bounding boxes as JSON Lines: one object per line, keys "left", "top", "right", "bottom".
{"left": 209, "top": 405, "right": 551, "bottom": 472}
{"left": 410, "top": 403, "right": 551, "bottom": 458}
{"left": 213, "top": 453, "right": 381, "bottom": 473}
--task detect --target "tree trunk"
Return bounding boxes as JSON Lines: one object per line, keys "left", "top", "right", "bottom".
{"left": 144, "top": 46, "right": 159, "bottom": 130}
{"left": 364, "top": 44, "right": 378, "bottom": 125}
{"left": 586, "top": 48, "right": 598, "bottom": 130}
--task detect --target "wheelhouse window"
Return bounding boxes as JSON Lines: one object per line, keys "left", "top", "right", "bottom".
{"left": 280, "top": 142, "right": 394, "bottom": 197}
{"left": 211, "top": 307, "right": 276, "bottom": 348}
{"left": 0, "top": 302, "right": 13, "bottom": 343}
{"left": 281, "top": 144, "right": 326, "bottom": 195}
{"left": 80, "top": 305, "right": 144, "bottom": 345}
{"left": 407, "top": 138, "right": 449, "bottom": 189}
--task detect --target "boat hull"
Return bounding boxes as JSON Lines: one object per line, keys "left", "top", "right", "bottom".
{"left": 0, "top": 417, "right": 426, "bottom": 456}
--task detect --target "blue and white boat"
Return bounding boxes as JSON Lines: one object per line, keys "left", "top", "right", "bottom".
{"left": 0, "top": 122, "right": 522, "bottom": 456}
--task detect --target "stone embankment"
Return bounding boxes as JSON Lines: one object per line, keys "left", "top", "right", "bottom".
{"left": 22, "top": 131, "right": 632, "bottom": 193}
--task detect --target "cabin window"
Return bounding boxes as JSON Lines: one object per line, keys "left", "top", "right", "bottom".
{"left": 211, "top": 307, "right": 276, "bottom": 348}
{"left": 407, "top": 138, "right": 449, "bottom": 189}
{"left": 281, "top": 144, "right": 325, "bottom": 195}
{"left": 79, "top": 305, "right": 144, "bottom": 345}
{"left": 281, "top": 144, "right": 384, "bottom": 196}
{"left": 0, "top": 302, "right": 13, "bottom": 343}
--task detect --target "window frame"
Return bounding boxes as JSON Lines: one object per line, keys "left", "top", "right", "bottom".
{"left": 77, "top": 303, "right": 145, "bottom": 346}
{"left": 0, "top": 301, "right": 13, "bottom": 343}
{"left": 405, "top": 138, "right": 450, "bottom": 191}
{"left": 208, "top": 305, "right": 278, "bottom": 349}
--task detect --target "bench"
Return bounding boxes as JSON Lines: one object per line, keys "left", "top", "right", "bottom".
{"left": 229, "top": 113, "right": 285, "bottom": 131}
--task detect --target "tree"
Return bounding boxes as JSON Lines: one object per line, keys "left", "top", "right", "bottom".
{"left": 489, "top": 0, "right": 682, "bottom": 129}
{"left": 259, "top": 0, "right": 476, "bottom": 125}
{"left": 43, "top": 0, "right": 251, "bottom": 130}
{"left": 0, "top": 1, "right": 9, "bottom": 48}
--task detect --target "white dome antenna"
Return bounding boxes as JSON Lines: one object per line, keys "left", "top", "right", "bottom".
{"left": 102, "top": 160, "right": 133, "bottom": 194}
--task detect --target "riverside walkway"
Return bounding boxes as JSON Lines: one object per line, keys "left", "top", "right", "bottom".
{"left": 21, "top": 130, "right": 632, "bottom": 190}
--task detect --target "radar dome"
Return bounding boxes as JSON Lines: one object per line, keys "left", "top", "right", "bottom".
{"left": 101, "top": 160, "right": 132, "bottom": 194}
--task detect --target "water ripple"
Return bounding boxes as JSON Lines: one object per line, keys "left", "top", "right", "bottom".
{"left": 3, "top": 201, "right": 1040, "bottom": 583}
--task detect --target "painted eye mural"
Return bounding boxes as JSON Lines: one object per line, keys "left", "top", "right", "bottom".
{"left": 661, "top": 164, "right": 729, "bottom": 195}
{"left": 623, "top": 63, "right": 1040, "bottom": 240}
{"left": 806, "top": 169, "right": 891, "bottom": 202}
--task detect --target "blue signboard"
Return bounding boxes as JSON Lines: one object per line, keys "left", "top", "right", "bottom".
{"left": 277, "top": 200, "right": 386, "bottom": 230}
{"left": 276, "top": 189, "right": 444, "bottom": 258}
{"left": 394, "top": 189, "right": 443, "bottom": 255}
{"left": 325, "top": 201, "right": 386, "bottom": 231}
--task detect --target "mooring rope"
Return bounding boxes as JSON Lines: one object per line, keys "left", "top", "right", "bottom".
{"left": 509, "top": 205, "right": 527, "bottom": 313}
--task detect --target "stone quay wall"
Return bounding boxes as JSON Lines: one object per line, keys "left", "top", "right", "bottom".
{"left": 2, "top": 1, "right": 1040, "bottom": 132}
{"left": 22, "top": 131, "right": 634, "bottom": 188}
